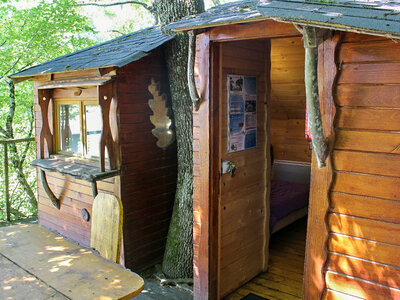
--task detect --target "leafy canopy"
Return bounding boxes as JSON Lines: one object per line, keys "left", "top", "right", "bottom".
{"left": 0, "top": 0, "right": 95, "bottom": 137}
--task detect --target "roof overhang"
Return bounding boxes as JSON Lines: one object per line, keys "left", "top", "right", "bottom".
{"left": 37, "top": 77, "right": 114, "bottom": 90}
{"left": 167, "top": 0, "right": 400, "bottom": 40}
{"left": 257, "top": 0, "right": 400, "bottom": 40}
{"left": 10, "top": 26, "right": 173, "bottom": 83}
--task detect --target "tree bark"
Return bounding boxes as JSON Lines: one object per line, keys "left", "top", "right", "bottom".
{"left": 303, "top": 26, "right": 328, "bottom": 168}
{"left": 3, "top": 81, "right": 37, "bottom": 210}
{"left": 153, "top": 0, "right": 204, "bottom": 278}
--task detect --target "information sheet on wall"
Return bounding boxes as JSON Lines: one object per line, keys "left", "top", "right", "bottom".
{"left": 227, "top": 74, "right": 257, "bottom": 153}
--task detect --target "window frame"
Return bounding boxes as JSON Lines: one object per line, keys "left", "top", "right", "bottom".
{"left": 54, "top": 98, "right": 100, "bottom": 160}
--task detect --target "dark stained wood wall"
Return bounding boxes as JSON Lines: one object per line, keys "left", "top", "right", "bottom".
{"left": 33, "top": 75, "right": 119, "bottom": 248}
{"left": 323, "top": 32, "right": 400, "bottom": 298}
{"left": 270, "top": 37, "right": 311, "bottom": 163}
{"left": 33, "top": 51, "right": 177, "bottom": 271}
{"left": 118, "top": 48, "right": 177, "bottom": 271}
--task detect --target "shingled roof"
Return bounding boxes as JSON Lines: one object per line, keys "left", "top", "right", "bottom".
{"left": 258, "top": 0, "right": 400, "bottom": 38}
{"left": 167, "top": 0, "right": 400, "bottom": 39}
{"left": 166, "top": 0, "right": 262, "bottom": 31}
{"left": 12, "top": 26, "right": 173, "bottom": 79}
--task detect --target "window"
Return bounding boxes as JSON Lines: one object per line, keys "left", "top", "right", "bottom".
{"left": 55, "top": 99, "right": 102, "bottom": 160}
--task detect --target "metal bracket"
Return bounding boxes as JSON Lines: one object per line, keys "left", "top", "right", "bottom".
{"left": 39, "top": 169, "right": 60, "bottom": 210}
{"left": 91, "top": 181, "right": 98, "bottom": 198}
{"left": 221, "top": 161, "right": 238, "bottom": 177}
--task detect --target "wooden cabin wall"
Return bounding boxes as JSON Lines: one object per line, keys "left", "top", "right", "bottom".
{"left": 270, "top": 37, "right": 311, "bottom": 163}
{"left": 118, "top": 49, "right": 177, "bottom": 271}
{"left": 322, "top": 32, "right": 400, "bottom": 298}
{"left": 33, "top": 80, "right": 119, "bottom": 247}
{"left": 218, "top": 39, "right": 269, "bottom": 298}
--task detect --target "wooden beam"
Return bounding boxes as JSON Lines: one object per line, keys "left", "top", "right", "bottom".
{"left": 39, "top": 169, "right": 60, "bottom": 210}
{"left": 38, "top": 89, "right": 54, "bottom": 158}
{"left": 192, "top": 31, "right": 212, "bottom": 300}
{"left": 209, "top": 20, "right": 300, "bottom": 42}
{"left": 303, "top": 32, "right": 341, "bottom": 300}
{"left": 209, "top": 40, "right": 220, "bottom": 300}
{"left": 98, "top": 83, "right": 118, "bottom": 171}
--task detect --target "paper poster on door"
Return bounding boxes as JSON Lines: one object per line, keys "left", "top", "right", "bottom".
{"left": 227, "top": 74, "right": 257, "bottom": 153}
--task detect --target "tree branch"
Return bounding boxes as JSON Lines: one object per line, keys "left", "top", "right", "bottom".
{"left": 0, "top": 125, "right": 9, "bottom": 138}
{"left": 19, "top": 106, "right": 34, "bottom": 167}
{"left": 76, "top": 1, "right": 152, "bottom": 11}
{"left": 5, "top": 80, "right": 16, "bottom": 138}
{"left": 0, "top": 57, "right": 21, "bottom": 81}
{"left": 187, "top": 30, "right": 201, "bottom": 111}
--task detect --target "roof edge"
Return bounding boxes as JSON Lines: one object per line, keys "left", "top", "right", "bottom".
{"left": 171, "top": 14, "right": 400, "bottom": 40}
{"left": 168, "top": 15, "right": 267, "bottom": 32}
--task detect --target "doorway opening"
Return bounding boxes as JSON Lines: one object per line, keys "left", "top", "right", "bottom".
{"left": 217, "top": 36, "right": 311, "bottom": 299}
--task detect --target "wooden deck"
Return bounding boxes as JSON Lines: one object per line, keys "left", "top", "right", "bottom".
{"left": 0, "top": 224, "right": 144, "bottom": 300}
{"left": 224, "top": 217, "right": 307, "bottom": 300}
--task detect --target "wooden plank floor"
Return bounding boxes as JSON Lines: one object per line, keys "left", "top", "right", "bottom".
{"left": 224, "top": 217, "right": 307, "bottom": 300}
{"left": 0, "top": 224, "right": 144, "bottom": 300}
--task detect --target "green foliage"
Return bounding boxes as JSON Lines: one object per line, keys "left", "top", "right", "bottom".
{"left": 0, "top": 0, "right": 96, "bottom": 222}
{"left": 0, "top": 141, "right": 36, "bottom": 221}
{"left": 0, "top": 0, "right": 95, "bottom": 135}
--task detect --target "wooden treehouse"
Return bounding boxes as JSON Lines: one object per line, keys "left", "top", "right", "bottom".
{"left": 167, "top": 0, "right": 400, "bottom": 299}
{"left": 11, "top": 26, "right": 177, "bottom": 271}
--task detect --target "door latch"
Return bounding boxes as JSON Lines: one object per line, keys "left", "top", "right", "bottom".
{"left": 222, "top": 161, "right": 238, "bottom": 177}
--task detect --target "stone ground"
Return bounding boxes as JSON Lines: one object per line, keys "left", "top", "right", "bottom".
{"left": 134, "top": 266, "right": 193, "bottom": 300}
{"left": 134, "top": 279, "right": 193, "bottom": 300}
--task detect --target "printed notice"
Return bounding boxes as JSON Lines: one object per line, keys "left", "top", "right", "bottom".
{"left": 227, "top": 75, "right": 257, "bottom": 153}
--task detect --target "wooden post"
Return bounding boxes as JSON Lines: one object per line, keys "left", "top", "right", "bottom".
{"left": 38, "top": 89, "right": 54, "bottom": 159}
{"left": 98, "top": 83, "right": 117, "bottom": 172}
{"left": 4, "top": 143, "right": 9, "bottom": 221}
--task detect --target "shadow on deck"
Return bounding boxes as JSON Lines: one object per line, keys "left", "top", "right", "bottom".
{"left": 224, "top": 217, "right": 307, "bottom": 300}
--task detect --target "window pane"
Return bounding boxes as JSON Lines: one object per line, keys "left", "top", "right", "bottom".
{"left": 59, "top": 104, "right": 81, "bottom": 153}
{"left": 85, "top": 105, "right": 102, "bottom": 158}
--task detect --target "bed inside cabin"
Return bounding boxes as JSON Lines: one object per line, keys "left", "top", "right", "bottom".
{"left": 217, "top": 34, "right": 312, "bottom": 298}
{"left": 268, "top": 36, "right": 312, "bottom": 235}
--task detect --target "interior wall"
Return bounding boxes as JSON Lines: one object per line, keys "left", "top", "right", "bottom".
{"left": 324, "top": 32, "right": 400, "bottom": 299}
{"left": 270, "top": 37, "right": 311, "bottom": 163}
{"left": 218, "top": 39, "right": 269, "bottom": 298}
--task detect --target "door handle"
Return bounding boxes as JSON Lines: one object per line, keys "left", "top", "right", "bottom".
{"left": 222, "top": 161, "right": 238, "bottom": 177}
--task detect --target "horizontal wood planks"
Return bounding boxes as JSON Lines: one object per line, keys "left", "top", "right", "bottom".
{"left": 32, "top": 76, "right": 118, "bottom": 248}
{"left": 325, "top": 32, "right": 400, "bottom": 298}
{"left": 218, "top": 39, "right": 269, "bottom": 298}
{"left": 33, "top": 51, "right": 176, "bottom": 272}
{"left": 118, "top": 49, "right": 177, "bottom": 271}
{"left": 209, "top": 20, "right": 300, "bottom": 42}
{"left": 270, "top": 37, "right": 311, "bottom": 162}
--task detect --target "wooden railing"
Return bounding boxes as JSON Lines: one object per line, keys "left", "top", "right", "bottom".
{"left": 0, "top": 137, "right": 35, "bottom": 221}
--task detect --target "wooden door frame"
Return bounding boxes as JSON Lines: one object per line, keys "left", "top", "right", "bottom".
{"left": 208, "top": 38, "right": 272, "bottom": 299}
{"left": 194, "top": 21, "right": 334, "bottom": 299}
{"left": 209, "top": 40, "right": 221, "bottom": 299}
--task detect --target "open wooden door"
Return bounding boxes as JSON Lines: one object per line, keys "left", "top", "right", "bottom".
{"left": 217, "top": 39, "right": 271, "bottom": 298}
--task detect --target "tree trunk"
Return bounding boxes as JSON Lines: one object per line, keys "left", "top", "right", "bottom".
{"left": 154, "top": 0, "right": 204, "bottom": 278}
{"left": 4, "top": 81, "right": 37, "bottom": 211}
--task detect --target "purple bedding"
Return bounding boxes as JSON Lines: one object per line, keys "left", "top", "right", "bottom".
{"left": 270, "top": 180, "right": 310, "bottom": 230}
